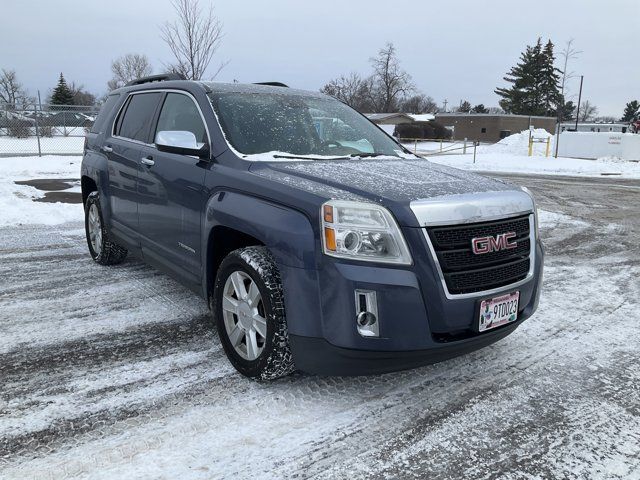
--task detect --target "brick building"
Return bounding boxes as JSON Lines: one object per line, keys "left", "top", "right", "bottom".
{"left": 435, "top": 113, "right": 557, "bottom": 142}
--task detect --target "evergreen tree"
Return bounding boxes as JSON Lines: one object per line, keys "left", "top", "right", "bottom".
{"left": 458, "top": 100, "right": 471, "bottom": 113}
{"left": 50, "top": 73, "right": 74, "bottom": 106}
{"left": 540, "top": 40, "right": 562, "bottom": 116}
{"left": 621, "top": 100, "right": 640, "bottom": 122}
{"left": 472, "top": 104, "right": 489, "bottom": 113}
{"left": 495, "top": 38, "right": 561, "bottom": 116}
{"left": 560, "top": 100, "right": 576, "bottom": 121}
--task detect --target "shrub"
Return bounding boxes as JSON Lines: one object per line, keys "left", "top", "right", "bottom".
{"left": 8, "top": 121, "right": 31, "bottom": 138}
{"left": 39, "top": 125, "right": 53, "bottom": 137}
{"left": 394, "top": 121, "right": 452, "bottom": 140}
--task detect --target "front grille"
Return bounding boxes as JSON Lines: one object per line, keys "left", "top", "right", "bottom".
{"left": 427, "top": 215, "right": 532, "bottom": 295}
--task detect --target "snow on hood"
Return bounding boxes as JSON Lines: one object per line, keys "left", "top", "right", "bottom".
{"left": 250, "top": 157, "right": 515, "bottom": 204}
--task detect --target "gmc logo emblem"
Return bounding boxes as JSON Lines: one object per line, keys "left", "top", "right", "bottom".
{"left": 471, "top": 232, "right": 518, "bottom": 255}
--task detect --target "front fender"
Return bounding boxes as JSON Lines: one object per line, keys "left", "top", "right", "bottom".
{"left": 203, "top": 191, "right": 317, "bottom": 270}
{"left": 202, "top": 191, "right": 323, "bottom": 337}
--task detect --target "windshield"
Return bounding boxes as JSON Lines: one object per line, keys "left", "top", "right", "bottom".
{"left": 208, "top": 91, "right": 407, "bottom": 160}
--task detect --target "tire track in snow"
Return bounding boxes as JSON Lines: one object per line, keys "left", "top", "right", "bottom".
{"left": 0, "top": 175, "right": 639, "bottom": 479}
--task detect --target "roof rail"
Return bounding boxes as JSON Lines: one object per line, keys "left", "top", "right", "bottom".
{"left": 254, "top": 82, "right": 289, "bottom": 88}
{"left": 125, "top": 73, "right": 186, "bottom": 87}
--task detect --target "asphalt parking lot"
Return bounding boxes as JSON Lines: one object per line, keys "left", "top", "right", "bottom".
{"left": 1, "top": 174, "right": 639, "bottom": 479}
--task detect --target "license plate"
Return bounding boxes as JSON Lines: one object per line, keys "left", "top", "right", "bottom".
{"left": 478, "top": 291, "right": 519, "bottom": 332}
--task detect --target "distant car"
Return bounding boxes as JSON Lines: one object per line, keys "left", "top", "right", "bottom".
{"left": 81, "top": 74, "right": 544, "bottom": 380}
{"left": 0, "top": 111, "right": 35, "bottom": 134}
{"left": 40, "top": 111, "right": 93, "bottom": 128}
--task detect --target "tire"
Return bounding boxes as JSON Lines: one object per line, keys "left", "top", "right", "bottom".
{"left": 213, "top": 246, "right": 295, "bottom": 380}
{"left": 84, "top": 191, "right": 128, "bottom": 266}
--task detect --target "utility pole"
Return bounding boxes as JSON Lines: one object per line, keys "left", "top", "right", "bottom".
{"left": 554, "top": 96, "right": 563, "bottom": 158}
{"left": 574, "top": 75, "right": 584, "bottom": 131}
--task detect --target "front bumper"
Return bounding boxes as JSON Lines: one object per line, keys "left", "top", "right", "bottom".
{"left": 280, "top": 238, "right": 544, "bottom": 376}
{"left": 289, "top": 319, "right": 521, "bottom": 376}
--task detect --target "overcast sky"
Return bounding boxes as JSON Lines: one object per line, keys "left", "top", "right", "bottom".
{"left": 1, "top": 0, "right": 638, "bottom": 116}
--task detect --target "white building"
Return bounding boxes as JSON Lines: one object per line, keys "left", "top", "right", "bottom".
{"left": 559, "top": 122, "right": 629, "bottom": 133}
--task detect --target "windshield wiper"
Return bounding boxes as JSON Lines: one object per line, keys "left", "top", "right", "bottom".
{"left": 349, "top": 153, "right": 392, "bottom": 158}
{"left": 272, "top": 154, "right": 350, "bottom": 161}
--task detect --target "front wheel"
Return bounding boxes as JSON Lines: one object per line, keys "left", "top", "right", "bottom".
{"left": 213, "top": 246, "right": 295, "bottom": 380}
{"left": 84, "top": 191, "right": 128, "bottom": 265}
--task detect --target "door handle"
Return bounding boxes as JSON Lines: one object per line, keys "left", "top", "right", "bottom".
{"left": 102, "top": 145, "right": 113, "bottom": 153}
{"left": 141, "top": 156, "right": 155, "bottom": 166}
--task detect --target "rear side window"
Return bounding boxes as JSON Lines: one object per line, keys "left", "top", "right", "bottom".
{"left": 115, "top": 92, "right": 162, "bottom": 142}
{"left": 154, "top": 93, "right": 208, "bottom": 145}
{"left": 90, "top": 94, "right": 121, "bottom": 134}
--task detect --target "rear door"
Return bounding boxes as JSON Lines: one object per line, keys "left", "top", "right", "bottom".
{"left": 104, "top": 92, "right": 162, "bottom": 236}
{"left": 137, "top": 91, "right": 209, "bottom": 285}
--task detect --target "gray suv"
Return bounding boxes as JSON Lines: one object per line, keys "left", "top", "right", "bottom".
{"left": 81, "top": 74, "right": 544, "bottom": 380}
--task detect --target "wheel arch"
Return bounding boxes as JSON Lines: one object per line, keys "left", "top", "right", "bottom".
{"left": 81, "top": 175, "right": 98, "bottom": 206}
{"left": 202, "top": 190, "right": 317, "bottom": 301}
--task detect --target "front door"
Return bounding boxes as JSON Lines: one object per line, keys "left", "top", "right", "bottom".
{"left": 137, "top": 91, "right": 209, "bottom": 285}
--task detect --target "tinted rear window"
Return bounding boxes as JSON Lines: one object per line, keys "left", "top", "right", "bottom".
{"left": 115, "top": 92, "right": 162, "bottom": 142}
{"left": 90, "top": 94, "right": 121, "bottom": 134}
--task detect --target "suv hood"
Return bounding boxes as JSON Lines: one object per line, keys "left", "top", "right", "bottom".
{"left": 251, "top": 157, "right": 515, "bottom": 202}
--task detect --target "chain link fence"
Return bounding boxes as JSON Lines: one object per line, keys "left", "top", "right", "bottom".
{"left": 0, "top": 103, "right": 98, "bottom": 157}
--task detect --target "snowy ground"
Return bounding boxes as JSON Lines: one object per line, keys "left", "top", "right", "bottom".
{"left": 0, "top": 136, "right": 84, "bottom": 157}
{"left": 429, "top": 152, "right": 640, "bottom": 179}
{"left": 1, "top": 169, "right": 639, "bottom": 479}
{"left": 0, "top": 156, "right": 82, "bottom": 226}
{"left": 419, "top": 130, "right": 640, "bottom": 179}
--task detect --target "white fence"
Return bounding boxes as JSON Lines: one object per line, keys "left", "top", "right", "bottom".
{"left": 558, "top": 132, "right": 640, "bottom": 161}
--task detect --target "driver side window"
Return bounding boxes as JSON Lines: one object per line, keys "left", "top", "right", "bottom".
{"left": 155, "top": 93, "right": 208, "bottom": 146}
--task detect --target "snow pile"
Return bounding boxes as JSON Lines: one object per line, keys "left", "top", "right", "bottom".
{"left": 429, "top": 152, "right": 640, "bottom": 178}
{"left": 0, "top": 155, "right": 82, "bottom": 226}
{"left": 479, "top": 129, "right": 553, "bottom": 156}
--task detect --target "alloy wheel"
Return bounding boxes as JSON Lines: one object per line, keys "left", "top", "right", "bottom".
{"left": 222, "top": 270, "right": 267, "bottom": 361}
{"left": 88, "top": 203, "right": 102, "bottom": 255}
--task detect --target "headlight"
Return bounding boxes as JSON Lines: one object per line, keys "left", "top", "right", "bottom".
{"left": 521, "top": 187, "right": 539, "bottom": 238}
{"left": 321, "top": 200, "right": 412, "bottom": 265}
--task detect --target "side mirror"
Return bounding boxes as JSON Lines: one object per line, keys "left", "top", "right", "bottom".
{"left": 155, "top": 130, "right": 209, "bottom": 159}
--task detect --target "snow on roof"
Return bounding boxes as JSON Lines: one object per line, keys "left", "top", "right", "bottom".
{"left": 407, "top": 113, "right": 435, "bottom": 122}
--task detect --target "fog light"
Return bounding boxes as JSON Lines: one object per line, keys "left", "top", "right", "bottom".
{"left": 357, "top": 311, "right": 377, "bottom": 326}
{"left": 355, "top": 290, "right": 379, "bottom": 337}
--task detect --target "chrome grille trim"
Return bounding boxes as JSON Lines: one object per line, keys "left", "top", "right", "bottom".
{"left": 410, "top": 191, "right": 536, "bottom": 300}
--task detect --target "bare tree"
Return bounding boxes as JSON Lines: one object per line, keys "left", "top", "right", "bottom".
{"left": 369, "top": 43, "right": 414, "bottom": 112}
{"left": 160, "top": 0, "right": 225, "bottom": 80}
{"left": 594, "top": 115, "right": 617, "bottom": 123}
{"left": 579, "top": 100, "right": 598, "bottom": 122}
{"left": 557, "top": 39, "right": 581, "bottom": 101}
{"left": 320, "top": 73, "right": 375, "bottom": 112}
{"left": 69, "top": 82, "right": 97, "bottom": 106}
{"left": 0, "top": 69, "right": 29, "bottom": 107}
{"left": 400, "top": 94, "right": 438, "bottom": 114}
{"left": 108, "top": 54, "right": 153, "bottom": 90}
{"left": 554, "top": 39, "right": 582, "bottom": 157}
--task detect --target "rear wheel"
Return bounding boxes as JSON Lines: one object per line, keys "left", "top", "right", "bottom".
{"left": 84, "top": 191, "right": 127, "bottom": 265}
{"left": 213, "top": 246, "right": 295, "bottom": 380}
